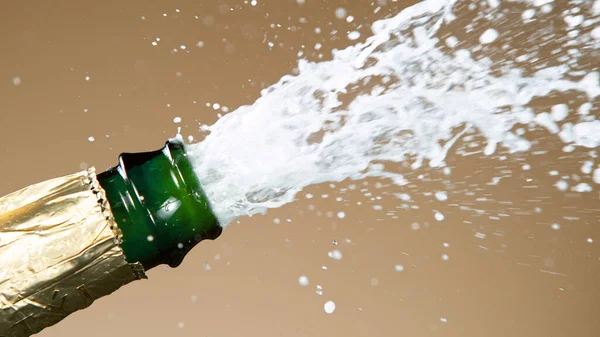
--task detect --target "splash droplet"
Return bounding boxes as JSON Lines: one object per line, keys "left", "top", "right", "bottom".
{"left": 479, "top": 28, "right": 499, "bottom": 44}
{"left": 298, "top": 275, "right": 310, "bottom": 286}
{"left": 324, "top": 301, "right": 336, "bottom": 314}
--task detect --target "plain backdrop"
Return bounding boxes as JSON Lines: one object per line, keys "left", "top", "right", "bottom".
{"left": 0, "top": 1, "right": 598, "bottom": 336}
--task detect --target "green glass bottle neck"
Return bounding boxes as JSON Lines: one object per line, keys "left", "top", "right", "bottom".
{"left": 97, "top": 139, "right": 222, "bottom": 271}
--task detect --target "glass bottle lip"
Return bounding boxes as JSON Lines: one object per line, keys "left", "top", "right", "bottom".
{"left": 98, "top": 139, "right": 222, "bottom": 270}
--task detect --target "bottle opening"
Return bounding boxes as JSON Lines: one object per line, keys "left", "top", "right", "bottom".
{"left": 97, "top": 140, "right": 222, "bottom": 270}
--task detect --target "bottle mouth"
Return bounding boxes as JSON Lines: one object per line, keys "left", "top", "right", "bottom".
{"left": 97, "top": 139, "right": 222, "bottom": 270}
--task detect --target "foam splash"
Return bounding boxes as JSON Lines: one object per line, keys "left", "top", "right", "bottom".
{"left": 187, "top": 0, "right": 600, "bottom": 225}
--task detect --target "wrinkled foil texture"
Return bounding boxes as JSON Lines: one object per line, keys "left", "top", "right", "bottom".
{"left": 0, "top": 168, "right": 147, "bottom": 337}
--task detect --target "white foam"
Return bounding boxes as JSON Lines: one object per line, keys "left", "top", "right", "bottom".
{"left": 590, "top": 26, "right": 600, "bottom": 40}
{"left": 564, "top": 15, "right": 584, "bottom": 27}
{"left": 536, "top": 112, "right": 560, "bottom": 134}
{"left": 445, "top": 36, "right": 459, "bottom": 48}
{"left": 487, "top": 0, "right": 500, "bottom": 8}
{"left": 479, "top": 29, "right": 499, "bottom": 44}
{"left": 551, "top": 104, "right": 568, "bottom": 121}
{"left": 556, "top": 180, "right": 568, "bottom": 191}
{"left": 435, "top": 191, "right": 448, "bottom": 201}
{"left": 328, "top": 250, "right": 343, "bottom": 260}
{"left": 347, "top": 31, "right": 361, "bottom": 40}
{"left": 541, "top": 4, "right": 554, "bottom": 14}
{"left": 518, "top": 0, "right": 553, "bottom": 6}
{"left": 522, "top": 9, "right": 536, "bottom": 20}
{"left": 572, "top": 121, "right": 600, "bottom": 148}
{"left": 186, "top": 0, "right": 600, "bottom": 225}
{"left": 594, "top": 168, "right": 600, "bottom": 184}
{"left": 581, "top": 161, "right": 593, "bottom": 174}
{"left": 573, "top": 183, "right": 592, "bottom": 192}
{"left": 578, "top": 102, "right": 592, "bottom": 115}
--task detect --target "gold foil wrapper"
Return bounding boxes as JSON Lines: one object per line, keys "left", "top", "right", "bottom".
{"left": 0, "top": 168, "right": 147, "bottom": 337}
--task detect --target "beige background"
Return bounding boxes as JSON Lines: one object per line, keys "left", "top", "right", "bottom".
{"left": 1, "top": 1, "right": 599, "bottom": 336}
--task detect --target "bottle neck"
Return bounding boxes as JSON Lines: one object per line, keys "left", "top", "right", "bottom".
{"left": 97, "top": 140, "right": 222, "bottom": 271}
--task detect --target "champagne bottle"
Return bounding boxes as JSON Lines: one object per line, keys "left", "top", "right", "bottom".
{"left": 0, "top": 139, "right": 222, "bottom": 337}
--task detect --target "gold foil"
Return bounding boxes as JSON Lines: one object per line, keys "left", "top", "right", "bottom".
{"left": 0, "top": 168, "right": 147, "bottom": 337}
